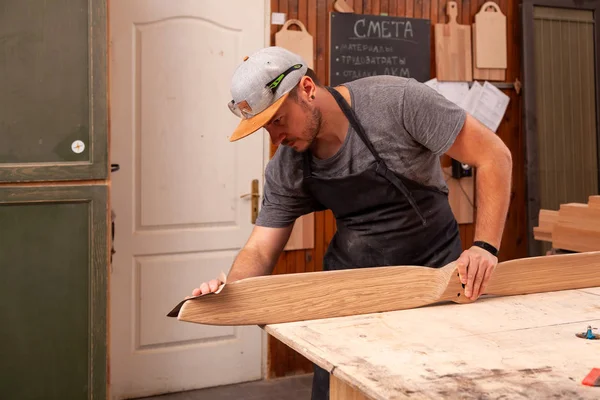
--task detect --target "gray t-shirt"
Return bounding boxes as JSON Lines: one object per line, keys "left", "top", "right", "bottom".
{"left": 256, "top": 75, "right": 466, "bottom": 228}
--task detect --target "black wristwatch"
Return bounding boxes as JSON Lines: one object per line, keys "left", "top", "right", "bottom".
{"left": 473, "top": 241, "right": 499, "bottom": 257}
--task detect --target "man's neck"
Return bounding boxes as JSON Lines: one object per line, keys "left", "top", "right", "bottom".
{"left": 310, "top": 86, "right": 351, "bottom": 160}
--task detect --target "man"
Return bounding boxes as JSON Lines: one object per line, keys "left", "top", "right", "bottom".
{"left": 191, "top": 46, "right": 512, "bottom": 399}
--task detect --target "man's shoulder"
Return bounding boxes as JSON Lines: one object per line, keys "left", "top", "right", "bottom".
{"left": 343, "top": 76, "right": 436, "bottom": 111}
{"left": 265, "top": 145, "right": 304, "bottom": 186}
{"left": 342, "top": 75, "right": 416, "bottom": 91}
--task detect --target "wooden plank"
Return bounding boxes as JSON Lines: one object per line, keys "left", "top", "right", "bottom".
{"left": 422, "top": 0, "right": 431, "bottom": 24}
{"left": 590, "top": 195, "right": 600, "bottom": 209}
{"left": 288, "top": 0, "right": 298, "bottom": 19}
{"left": 169, "top": 251, "right": 600, "bottom": 325}
{"left": 380, "top": 0, "right": 390, "bottom": 15}
{"left": 533, "top": 209, "right": 558, "bottom": 242}
{"left": 460, "top": 223, "right": 475, "bottom": 250}
{"left": 324, "top": 209, "right": 336, "bottom": 249}
{"left": 315, "top": 211, "right": 325, "bottom": 271}
{"left": 308, "top": 0, "right": 317, "bottom": 69}
{"left": 397, "top": 0, "right": 405, "bottom": 17}
{"left": 316, "top": 0, "right": 327, "bottom": 84}
{"left": 533, "top": 202, "right": 600, "bottom": 251}
{"left": 284, "top": 213, "right": 315, "bottom": 250}
{"left": 429, "top": 0, "right": 438, "bottom": 75}
{"left": 265, "top": 288, "right": 600, "bottom": 399}
{"left": 298, "top": 0, "right": 308, "bottom": 24}
{"left": 331, "top": 375, "right": 372, "bottom": 400}
{"left": 553, "top": 225, "right": 600, "bottom": 252}
{"left": 372, "top": 0, "right": 381, "bottom": 15}
{"left": 405, "top": 0, "right": 413, "bottom": 17}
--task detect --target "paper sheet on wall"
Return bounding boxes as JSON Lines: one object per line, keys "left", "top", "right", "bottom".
{"left": 462, "top": 81, "right": 510, "bottom": 133}
{"left": 425, "top": 78, "right": 470, "bottom": 107}
{"left": 425, "top": 78, "right": 510, "bottom": 133}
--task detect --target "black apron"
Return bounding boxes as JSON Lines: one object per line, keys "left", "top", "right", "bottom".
{"left": 306, "top": 87, "right": 462, "bottom": 400}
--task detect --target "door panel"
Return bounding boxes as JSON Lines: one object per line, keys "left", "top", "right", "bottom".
{"left": 0, "top": 0, "right": 108, "bottom": 182}
{"left": 136, "top": 18, "right": 242, "bottom": 229}
{"left": 522, "top": 0, "right": 600, "bottom": 256}
{"left": 0, "top": 184, "right": 108, "bottom": 400}
{"left": 109, "top": 1, "right": 267, "bottom": 398}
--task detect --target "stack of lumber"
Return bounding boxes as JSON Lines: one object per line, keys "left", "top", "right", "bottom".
{"left": 534, "top": 195, "right": 600, "bottom": 252}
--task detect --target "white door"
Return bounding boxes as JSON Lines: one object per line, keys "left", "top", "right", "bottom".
{"left": 109, "top": 1, "right": 267, "bottom": 399}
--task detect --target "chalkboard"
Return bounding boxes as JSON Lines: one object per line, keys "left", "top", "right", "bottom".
{"left": 329, "top": 12, "right": 431, "bottom": 86}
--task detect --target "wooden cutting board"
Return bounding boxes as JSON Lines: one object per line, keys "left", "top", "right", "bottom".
{"left": 474, "top": 1, "right": 507, "bottom": 69}
{"left": 472, "top": 23, "right": 506, "bottom": 81}
{"left": 275, "top": 19, "right": 314, "bottom": 69}
{"left": 435, "top": 1, "right": 472, "bottom": 81}
{"left": 275, "top": 19, "right": 315, "bottom": 250}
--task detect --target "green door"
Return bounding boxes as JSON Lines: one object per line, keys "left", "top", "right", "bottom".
{"left": 0, "top": 0, "right": 108, "bottom": 182}
{"left": 0, "top": 184, "right": 108, "bottom": 400}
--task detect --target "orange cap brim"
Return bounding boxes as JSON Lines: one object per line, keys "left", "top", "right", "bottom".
{"left": 229, "top": 92, "right": 290, "bottom": 142}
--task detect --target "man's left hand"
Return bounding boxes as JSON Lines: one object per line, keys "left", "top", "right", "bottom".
{"left": 456, "top": 246, "right": 498, "bottom": 300}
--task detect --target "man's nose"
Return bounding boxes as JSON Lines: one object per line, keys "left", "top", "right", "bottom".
{"left": 269, "top": 129, "right": 285, "bottom": 146}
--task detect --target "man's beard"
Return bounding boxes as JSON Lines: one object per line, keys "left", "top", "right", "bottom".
{"left": 294, "top": 104, "right": 322, "bottom": 153}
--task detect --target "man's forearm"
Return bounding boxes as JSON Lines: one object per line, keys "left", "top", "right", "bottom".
{"left": 473, "top": 152, "right": 512, "bottom": 250}
{"left": 227, "top": 246, "right": 276, "bottom": 282}
{"left": 224, "top": 224, "right": 293, "bottom": 283}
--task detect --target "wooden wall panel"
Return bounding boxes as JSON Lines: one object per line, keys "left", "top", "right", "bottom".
{"left": 267, "top": 0, "right": 526, "bottom": 378}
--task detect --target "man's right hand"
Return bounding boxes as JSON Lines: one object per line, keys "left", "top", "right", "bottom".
{"left": 185, "top": 225, "right": 294, "bottom": 299}
{"left": 187, "top": 278, "right": 224, "bottom": 299}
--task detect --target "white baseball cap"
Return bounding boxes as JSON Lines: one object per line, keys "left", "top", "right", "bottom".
{"left": 227, "top": 46, "right": 308, "bottom": 142}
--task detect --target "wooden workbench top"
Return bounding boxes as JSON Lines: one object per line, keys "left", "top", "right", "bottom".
{"left": 265, "top": 288, "right": 600, "bottom": 399}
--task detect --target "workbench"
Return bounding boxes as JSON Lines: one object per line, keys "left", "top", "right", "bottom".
{"left": 265, "top": 288, "right": 600, "bottom": 399}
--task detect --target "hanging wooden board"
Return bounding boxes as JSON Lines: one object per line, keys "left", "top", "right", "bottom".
{"left": 474, "top": 1, "right": 507, "bottom": 69}
{"left": 275, "top": 19, "right": 314, "bottom": 69}
{"left": 472, "top": 23, "right": 506, "bottom": 81}
{"left": 333, "top": 0, "right": 354, "bottom": 13}
{"left": 168, "top": 251, "right": 600, "bottom": 326}
{"left": 434, "top": 1, "right": 472, "bottom": 81}
{"left": 275, "top": 19, "right": 315, "bottom": 250}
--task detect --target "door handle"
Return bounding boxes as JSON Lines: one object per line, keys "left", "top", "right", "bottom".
{"left": 240, "top": 179, "right": 260, "bottom": 223}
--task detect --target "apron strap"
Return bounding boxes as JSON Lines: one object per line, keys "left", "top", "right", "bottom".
{"left": 302, "top": 148, "right": 312, "bottom": 179}
{"left": 326, "top": 87, "right": 384, "bottom": 164}
{"left": 326, "top": 86, "right": 428, "bottom": 226}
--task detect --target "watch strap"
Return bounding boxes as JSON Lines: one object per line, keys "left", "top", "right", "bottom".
{"left": 473, "top": 241, "right": 499, "bottom": 257}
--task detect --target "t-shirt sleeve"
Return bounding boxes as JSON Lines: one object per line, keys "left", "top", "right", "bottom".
{"left": 401, "top": 78, "right": 466, "bottom": 156}
{"left": 255, "top": 150, "right": 318, "bottom": 228}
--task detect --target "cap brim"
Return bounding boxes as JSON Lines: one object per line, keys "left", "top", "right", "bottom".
{"left": 229, "top": 92, "right": 290, "bottom": 142}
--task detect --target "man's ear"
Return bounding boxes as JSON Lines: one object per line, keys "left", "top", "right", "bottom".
{"left": 298, "top": 76, "right": 316, "bottom": 100}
